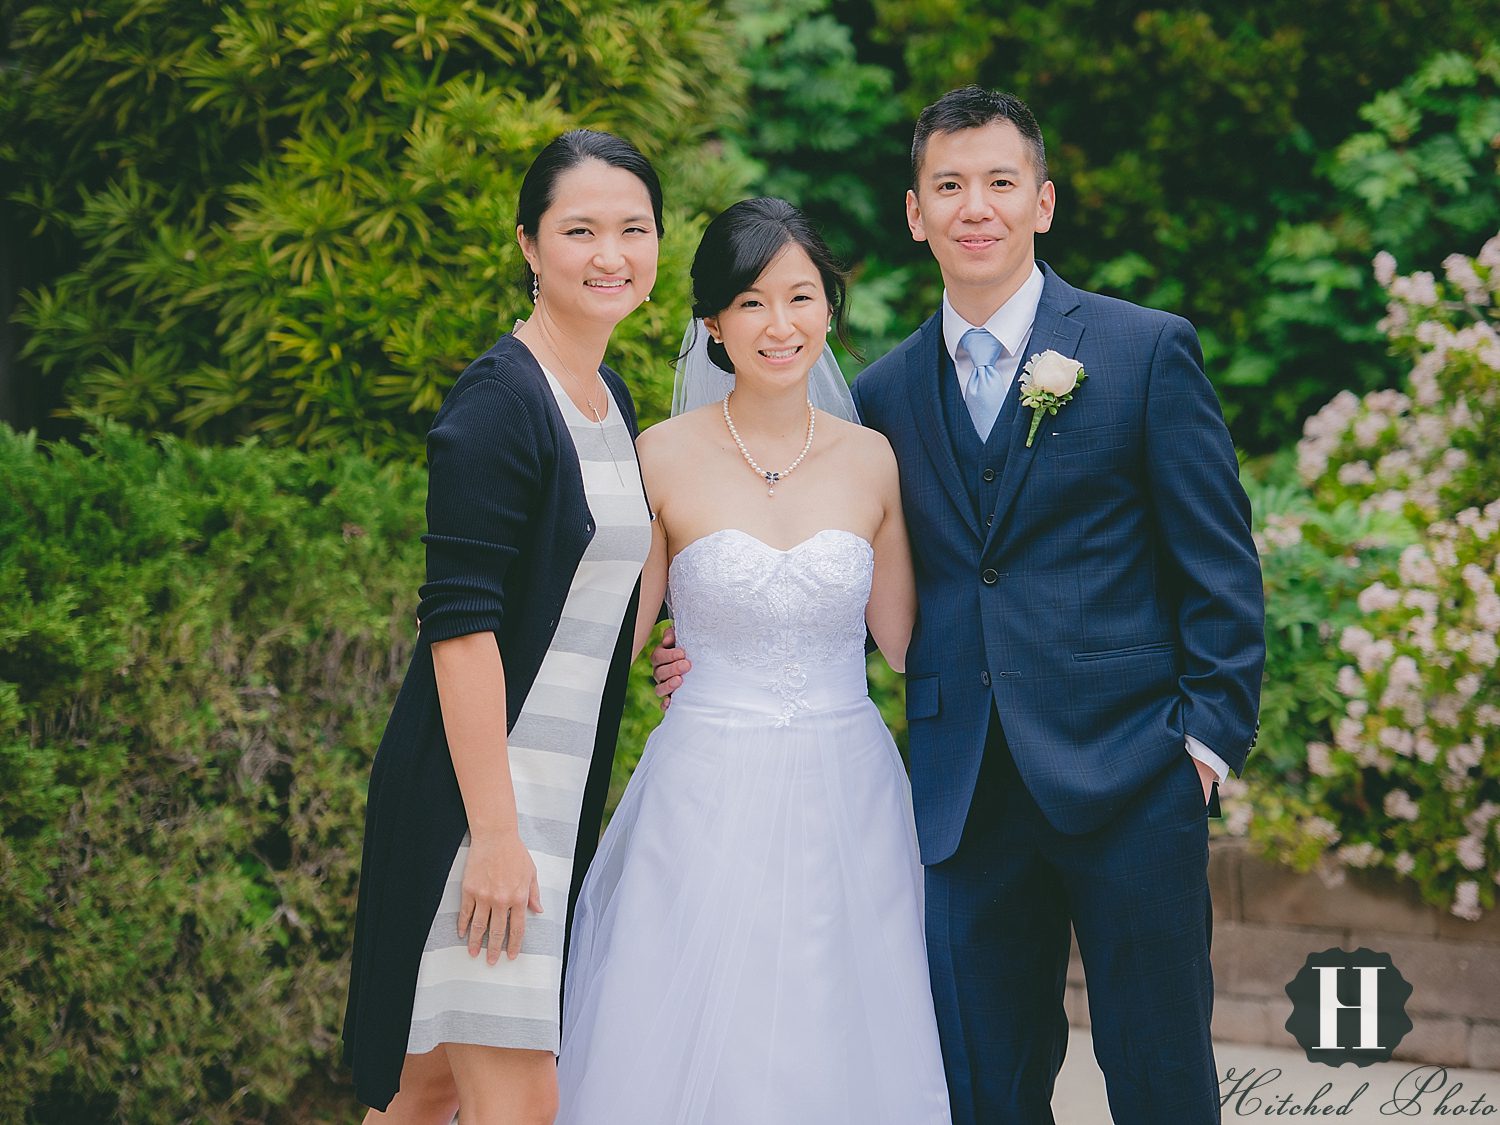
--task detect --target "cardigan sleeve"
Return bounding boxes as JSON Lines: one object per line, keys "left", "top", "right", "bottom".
{"left": 416, "top": 372, "right": 544, "bottom": 643}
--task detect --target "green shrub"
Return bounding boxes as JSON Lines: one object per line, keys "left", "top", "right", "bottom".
{"left": 1226, "top": 233, "right": 1500, "bottom": 919}
{"left": 0, "top": 421, "right": 424, "bottom": 1121}
{"left": 5, "top": 0, "right": 748, "bottom": 455}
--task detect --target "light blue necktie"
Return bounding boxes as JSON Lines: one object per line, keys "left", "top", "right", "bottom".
{"left": 960, "top": 327, "right": 1006, "bottom": 440}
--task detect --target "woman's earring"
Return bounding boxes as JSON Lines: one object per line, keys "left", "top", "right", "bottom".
{"left": 643, "top": 292, "right": 652, "bottom": 303}
{"left": 531, "top": 275, "right": 539, "bottom": 302}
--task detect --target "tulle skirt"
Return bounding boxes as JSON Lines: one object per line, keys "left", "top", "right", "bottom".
{"left": 556, "top": 663, "right": 952, "bottom": 1124}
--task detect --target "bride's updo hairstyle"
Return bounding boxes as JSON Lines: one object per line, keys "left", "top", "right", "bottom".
{"left": 691, "top": 197, "right": 856, "bottom": 373}
{"left": 516, "top": 129, "right": 665, "bottom": 296}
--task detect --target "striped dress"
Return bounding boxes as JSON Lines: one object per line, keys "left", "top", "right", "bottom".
{"left": 406, "top": 367, "right": 652, "bottom": 1056}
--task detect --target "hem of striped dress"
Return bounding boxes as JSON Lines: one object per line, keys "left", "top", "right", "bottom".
{"left": 407, "top": 1015, "right": 560, "bottom": 1057}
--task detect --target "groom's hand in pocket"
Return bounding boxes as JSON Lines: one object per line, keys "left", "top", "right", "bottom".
{"left": 1193, "top": 756, "right": 1217, "bottom": 805}
{"left": 650, "top": 626, "right": 691, "bottom": 710}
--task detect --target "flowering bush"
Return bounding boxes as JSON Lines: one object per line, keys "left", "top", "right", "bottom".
{"left": 1224, "top": 234, "right": 1500, "bottom": 920}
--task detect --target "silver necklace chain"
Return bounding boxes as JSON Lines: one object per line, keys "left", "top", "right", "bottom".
{"left": 539, "top": 329, "right": 608, "bottom": 423}
{"left": 537, "top": 328, "right": 625, "bottom": 484}
{"left": 722, "top": 392, "right": 815, "bottom": 498}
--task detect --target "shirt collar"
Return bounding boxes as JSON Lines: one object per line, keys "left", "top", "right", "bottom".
{"left": 941, "top": 263, "right": 1046, "bottom": 364}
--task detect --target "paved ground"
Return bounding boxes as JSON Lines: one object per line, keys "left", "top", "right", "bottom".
{"left": 1053, "top": 1027, "right": 1500, "bottom": 1123}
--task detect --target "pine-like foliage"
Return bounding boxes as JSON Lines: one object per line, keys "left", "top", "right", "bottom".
{"left": 4, "top": 0, "right": 749, "bottom": 455}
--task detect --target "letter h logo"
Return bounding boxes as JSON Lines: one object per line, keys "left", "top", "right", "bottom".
{"left": 1285, "top": 948, "right": 1413, "bottom": 1066}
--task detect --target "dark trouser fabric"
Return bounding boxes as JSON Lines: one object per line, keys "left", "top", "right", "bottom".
{"left": 926, "top": 712, "right": 1218, "bottom": 1125}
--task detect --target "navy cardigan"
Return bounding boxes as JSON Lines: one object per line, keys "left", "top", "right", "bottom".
{"left": 342, "top": 335, "right": 643, "bottom": 1110}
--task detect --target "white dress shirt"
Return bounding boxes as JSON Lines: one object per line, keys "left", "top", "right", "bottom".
{"left": 942, "top": 264, "right": 1230, "bottom": 785}
{"left": 941, "top": 264, "right": 1045, "bottom": 403}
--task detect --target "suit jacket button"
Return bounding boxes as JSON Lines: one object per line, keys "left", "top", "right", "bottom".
{"left": 982, "top": 468, "right": 996, "bottom": 482}
{"left": 981, "top": 568, "right": 998, "bottom": 585}
{"left": 980, "top": 670, "right": 991, "bottom": 687}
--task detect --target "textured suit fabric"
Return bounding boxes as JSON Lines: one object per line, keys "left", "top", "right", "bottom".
{"left": 851, "top": 264, "right": 1264, "bottom": 860}
{"left": 342, "top": 335, "right": 643, "bottom": 1110}
{"left": 926, "top": 722, "right": 1217, "bottom": 1125}
{"left": 851, "top": 264, "right": 1263, "bottom": 1123}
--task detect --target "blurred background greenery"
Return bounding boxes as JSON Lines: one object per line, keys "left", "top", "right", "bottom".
{"left": 2, "top": 1, "right": 1498, "bottom": 1120}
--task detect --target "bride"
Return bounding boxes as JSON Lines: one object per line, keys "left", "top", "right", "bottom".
{"left": 556, "top": 197, "right": 951, "bottom": 1124}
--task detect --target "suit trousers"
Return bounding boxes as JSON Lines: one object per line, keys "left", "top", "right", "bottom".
{"left": 925, "top": 711, "right": 1219, "bottom": 1125}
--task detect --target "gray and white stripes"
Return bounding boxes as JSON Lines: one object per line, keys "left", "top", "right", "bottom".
{"left": 406, "top": 369, "right": 651, "bottom": 1056}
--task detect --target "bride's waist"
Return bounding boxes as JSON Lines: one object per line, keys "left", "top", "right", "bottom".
{"left": 670, "top": 656, "right": 868, "bottom": 719}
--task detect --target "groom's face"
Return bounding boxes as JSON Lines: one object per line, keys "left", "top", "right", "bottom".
{"left": 906, "top": 120, "right": 1055, "bottom": 309}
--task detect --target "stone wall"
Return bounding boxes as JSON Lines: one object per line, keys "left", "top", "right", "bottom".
{"left": 1065, "top": 840, "right": 1500, "bottom": 1068}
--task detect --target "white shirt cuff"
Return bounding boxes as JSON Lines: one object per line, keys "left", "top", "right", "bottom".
{"left": 1186, "top": 735, "right": 1229, "bottom": 784}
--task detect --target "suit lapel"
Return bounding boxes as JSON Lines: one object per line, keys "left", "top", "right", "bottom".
{"left": 982, "top": 267, "right": 1085, "bottom": 556}
{"left": 905, "top": 311, "right": 983, "bottom": 541}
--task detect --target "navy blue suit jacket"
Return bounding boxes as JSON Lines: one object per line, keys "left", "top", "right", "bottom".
{"left": 852, "top": 265, "right": 1264, "bottom": 863}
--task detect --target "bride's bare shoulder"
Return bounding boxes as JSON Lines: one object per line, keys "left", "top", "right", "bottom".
{"left": 637, "top": 405, "right": 721, "bottom": 468}
{"left": 820, "top": 412, "right": 897, "bottom": 473}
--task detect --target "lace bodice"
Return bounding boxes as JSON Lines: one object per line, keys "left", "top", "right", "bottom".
{"left": 668, "top": 528, "right": 874, "bottom": 724}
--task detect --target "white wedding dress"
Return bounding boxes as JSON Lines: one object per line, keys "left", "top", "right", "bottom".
{"left": 556, "top": 528, "right": 951, "bottom": 1125}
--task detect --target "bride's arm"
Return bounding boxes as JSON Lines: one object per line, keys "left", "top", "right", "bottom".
{"left": 632, "top": 425, "right": 671, "bottom": 660}
{"left": 865, "top": 437, "right": 916, "bottom": 672}
{"left": 632, "top": 514, "right": 669, "bottom": 659}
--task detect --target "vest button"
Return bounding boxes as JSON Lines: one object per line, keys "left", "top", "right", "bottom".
{"left": 982, "top": 468, "right": 996, "bottom": 482}
{"left": 981, "top": 568, "right": 998, "bottom": 585}
{"left": 979, "top": 670, "right": 991, "bottom": 687}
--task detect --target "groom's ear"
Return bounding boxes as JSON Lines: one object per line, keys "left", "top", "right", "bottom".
{"left": 1035, "top": 181, "right": 1057, "bottom": 234}
{"left": 905, "top": 189, "right": 927, "bottom": 243}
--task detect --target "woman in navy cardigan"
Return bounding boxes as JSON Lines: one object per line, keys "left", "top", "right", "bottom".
{"left": 344, "top": 130, "right": 662, "bottom": 1123}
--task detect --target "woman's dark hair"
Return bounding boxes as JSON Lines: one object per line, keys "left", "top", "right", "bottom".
{"left": 515, "top": 129, "right": 665, "bottom": 294}
{"left": 911, "top": 85, "right": 1047, "bottom": 189}
{"left": 691, "top": 197, "right": 857, "bottom": 372}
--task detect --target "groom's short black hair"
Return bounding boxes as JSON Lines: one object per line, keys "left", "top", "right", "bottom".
{"left": 911, "top": 86, "right": 1048, "bottom": 189}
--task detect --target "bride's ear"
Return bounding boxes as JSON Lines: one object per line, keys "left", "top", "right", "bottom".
{"left": 703, "top": 316, "right": 721, "bottom": 343}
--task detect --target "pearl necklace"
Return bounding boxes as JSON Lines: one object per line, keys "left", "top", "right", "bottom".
{"left": 722, "top": 392, "right": 815, "bottom": 498}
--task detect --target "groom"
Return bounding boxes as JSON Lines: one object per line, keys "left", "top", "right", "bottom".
{"left": 848, "top": 86, "right": 1265, "bottom": 1123}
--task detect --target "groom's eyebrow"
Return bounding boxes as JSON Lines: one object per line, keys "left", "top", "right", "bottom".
{"left": 929, "top": 166, "right": 1021, "bottom": 180}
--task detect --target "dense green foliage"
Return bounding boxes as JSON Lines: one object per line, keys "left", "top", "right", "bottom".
{"left": 0, "top": 422, "right": 423, "bottom": 1120}
{"left": 5, "top": 0, "right": 746, "bottom": 454}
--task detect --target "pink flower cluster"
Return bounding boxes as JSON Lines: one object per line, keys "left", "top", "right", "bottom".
{"left": 1249, "top": 234, "right": 1500, "bottom": 920}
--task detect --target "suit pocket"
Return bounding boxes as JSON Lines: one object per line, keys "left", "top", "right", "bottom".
{"left": 1071, "top": 641, "right": 1175, "bottom": 663}
{"left": 1040, "top": 422, "right": 1130, "bottom": 459}
{"left": 906, "top": 673, "right": 940, "bottom": 719}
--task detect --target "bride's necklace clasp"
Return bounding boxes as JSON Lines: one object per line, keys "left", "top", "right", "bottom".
{"left": 723, "top": 392, "right": 815, "bottom": 498}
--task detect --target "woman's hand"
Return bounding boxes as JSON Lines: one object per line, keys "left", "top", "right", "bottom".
{"left": 457, "top": 831, "right": 543, "bottom": 965}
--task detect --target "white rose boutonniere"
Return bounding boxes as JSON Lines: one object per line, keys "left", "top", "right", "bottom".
{"left": 1019, "top": 350, "right": 1087, "bottom": 447}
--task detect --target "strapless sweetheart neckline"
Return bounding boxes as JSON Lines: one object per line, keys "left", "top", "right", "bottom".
{"left": 669, "top": 526, "right": 873, "bottom": 575}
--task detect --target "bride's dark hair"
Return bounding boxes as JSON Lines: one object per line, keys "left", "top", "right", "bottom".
{"left": 690, "top": 197, "right": 857, "bottom": 373}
